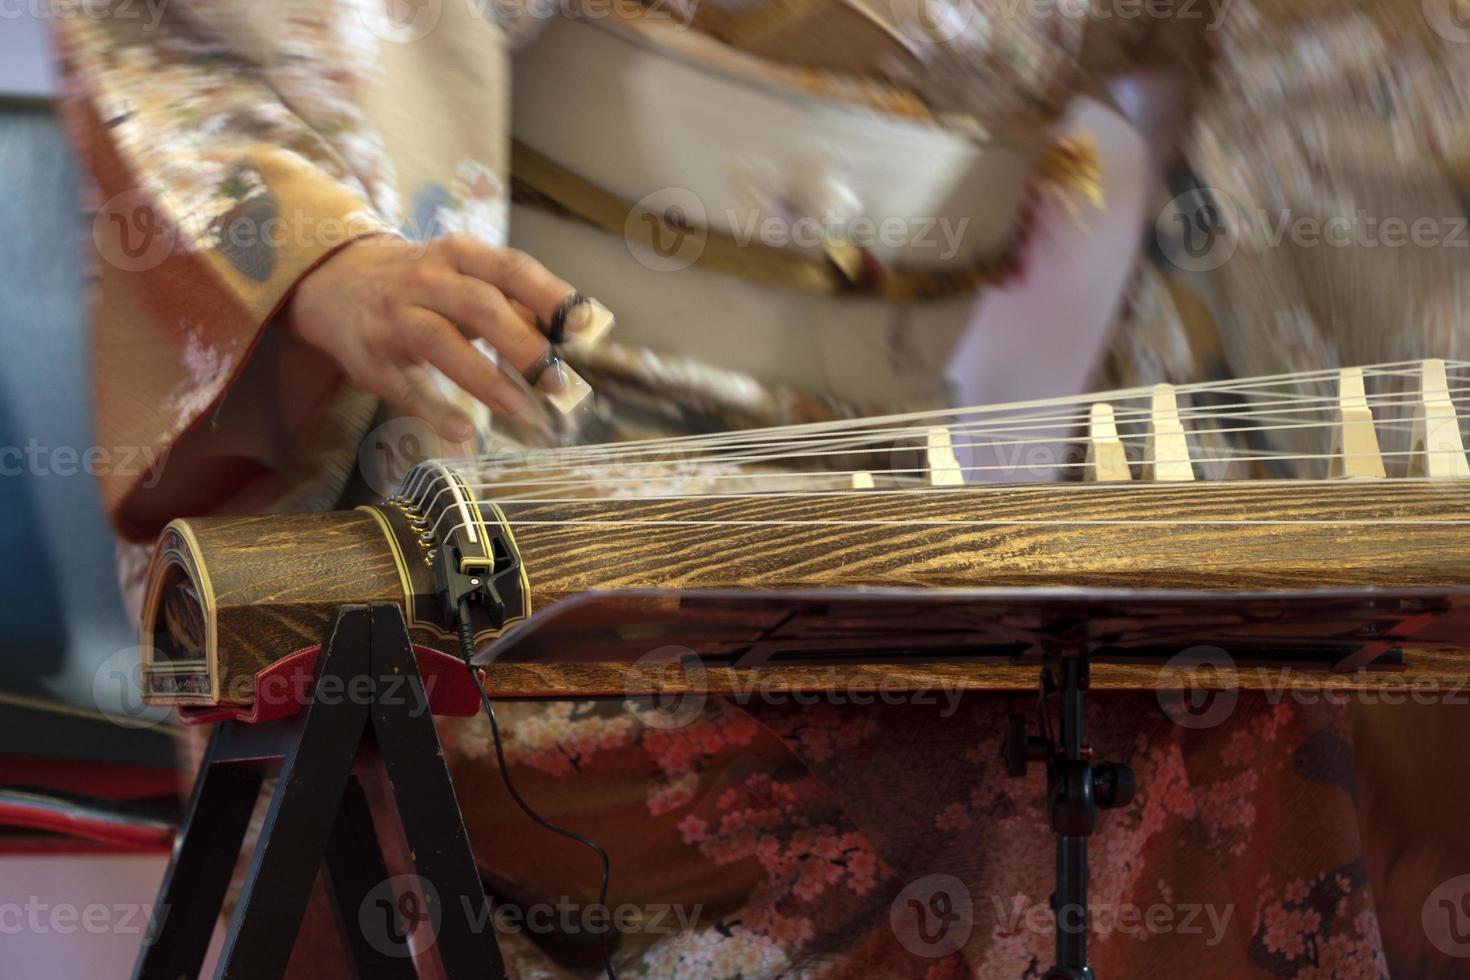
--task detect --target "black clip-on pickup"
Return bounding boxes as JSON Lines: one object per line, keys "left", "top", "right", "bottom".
{"left": 433, "top": 519, "right": 525, "bottom": 642}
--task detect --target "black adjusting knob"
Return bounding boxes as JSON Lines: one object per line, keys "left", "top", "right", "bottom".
{"left": 1093, "top": 762, "right": 1136, "bottom": 810}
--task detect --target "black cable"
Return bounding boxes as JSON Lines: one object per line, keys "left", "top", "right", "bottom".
{"left": 456, "top": 612, "right": 619, "bottom": 980}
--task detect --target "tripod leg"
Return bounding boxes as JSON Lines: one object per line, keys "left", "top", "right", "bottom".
{"left": 132, "top": 725, "right": 263, "bottom": 980}
{"left": 1047, "top": 656, "right": 1095, "bottom": 980}
{"left": 366, "top": 603, "right": 507, "bottom": 978}
{"left": 1010, "top": 655, "right": 1131, "bottom": 980}
{"left": 1054, "top": 836, "right": 1089, "bottom": 977}
{"left": 214, "top": 608, "right": 373, "bottom": 980}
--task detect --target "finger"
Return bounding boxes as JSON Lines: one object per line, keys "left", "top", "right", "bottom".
{"left": 508, "top": 298, "right": 537, "bottom": 327}
{"left": 433, "top": 234, "right": 575, "bottom": 325}
{"left": 369, "top": 361, "right": 477, "bottom": 443}
{"left": 391, "top": 306, "right": 526, "bottom": 416}
{"left": 416, "top": 271, "right": 550, "bottom": 377}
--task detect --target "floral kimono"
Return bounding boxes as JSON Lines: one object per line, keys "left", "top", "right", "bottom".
{"left": 51, "top": 0, "right": 1470, "bottom": 976}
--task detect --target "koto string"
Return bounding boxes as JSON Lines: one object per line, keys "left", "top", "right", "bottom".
{"left": 450, "top": 413, "right": 1425, "bottom": 492}
{"left": 393, "top": 362, "right": 1470, "bottom": 536}
{"left": 413, "top": 410, "right": 1470, "bottom": 537}
{"left": 432, "top": 446, "right": 1432, "bottom": 509}
{"left": 401, "top": 372, "right": 1470, "bottom": 517}
{"left": 410, "top": 383, "right": 1470, "bottom": 526}
{"left": 407, "top": 374, "right": 1469, "bottom": 496}
{"left": 395, "top": 366, "right": 1360, "bottom": 495}
{"left": 403, "top": 360, "right": 1470, "bottom": 489}
{"left": 425, "top": 450, "right": 1470, "bottom": 531}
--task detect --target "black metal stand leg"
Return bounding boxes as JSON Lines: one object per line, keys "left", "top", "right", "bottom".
{"left": 366, "top": 605, "right": 504, "bottom": 979}
{"left": 130, "top": 603, "right": 505, "bottom": 980}
{"left": 133, "top": 731, "right": 264, "bottom": 980}
{"left": 1049, "top": 656, "right": 1092, "bottom": 980}
{"left": 1002, "top": 653, "right": 1135, "bottom": 980}
{"left": 215, "top": 610, "right": 373, "bottom": 979}
{"left": 1054, "top": 836, "right": 1088, "bottom": 974}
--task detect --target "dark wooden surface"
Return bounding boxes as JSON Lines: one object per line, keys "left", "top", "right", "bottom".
{"left": 171, "top": 512, "right": 407, "bottom": 702}
{"left": 500, "top": 480, "right": 1470, "bottom": 603}
{"left": 151, "top": 480, "right": 1470, "bottom": 703}
{"left": 480, "top": 650, "right": 1470, "bottom": 697}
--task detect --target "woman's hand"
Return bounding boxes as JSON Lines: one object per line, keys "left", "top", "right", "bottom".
{"left": 281, "top": 233, "right": 576, "bottom": 440}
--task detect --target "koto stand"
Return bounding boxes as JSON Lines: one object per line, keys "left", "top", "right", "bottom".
{"left": 132, "top": 604, "right": 504, "bottom": 980}
{"left": 1002, "top": 651, "right": 1136, "bottom": 980}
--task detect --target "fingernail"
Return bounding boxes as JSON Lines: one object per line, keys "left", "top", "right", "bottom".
{"left": 534, "top": 356, "right": 570, "bottom": 395}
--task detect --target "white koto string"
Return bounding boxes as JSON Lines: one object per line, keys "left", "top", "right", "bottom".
{"left": 428, "top": 458, "right": 1470, "bottom": 532}
{"left": 434, "top": 424, "right": 1424, "bottom": 506}
{"left": 399, "top": 363, "right": 1470, "bottom": 527}
{"left": 414, "top": 370, "right": 1375, "bottom": 473}
{"left": 412, "top": 401, "right": 1470, "bottom": 533}
{"left": 417, "top": 451, "right": 1458, "bottom": 536}
{"left": 401, "top": 368, "right": 1464, "bottom": 513}
{"left": 407, "top": 370, "right": 1467, "bottom": 497}
{"left": 410, "top": 387, "right": 1470, "bottom": 526}
{"left": 431, "top": 460, "right": 1468, "bottom": 535}
{"left": 447, "top": 394, "right": 1462, "bottom": 494}
{"left": 467, "top": 519, "right": 1470, "bottom": 527}
{"left": 400, "top": 364, "right": 1437, "bottom": 498}
{"left": 412, "top": 381, "right": 1470, "bottom": 506}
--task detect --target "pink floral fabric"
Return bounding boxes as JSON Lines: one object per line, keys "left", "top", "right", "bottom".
{"left": 426, "top": 691, "right": 1388, "bottom": 979}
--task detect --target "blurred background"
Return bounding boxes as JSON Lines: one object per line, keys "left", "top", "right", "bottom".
{"left": 0, "top": 11, "right": 177, "bottom": 979}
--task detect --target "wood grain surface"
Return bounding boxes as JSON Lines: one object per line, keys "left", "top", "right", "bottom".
{"left": 481, "top": 651, "right": 1470, "bottom": 698}
{"left": 145, "top": 479, "right": 1470, "bottom": 704}
{"left": 500, "top": 480, "right": 1470, "bottom": 606}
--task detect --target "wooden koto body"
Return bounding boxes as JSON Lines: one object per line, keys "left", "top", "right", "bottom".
{"left": 142, "top": 480, "right": 1470, "bottom": 705}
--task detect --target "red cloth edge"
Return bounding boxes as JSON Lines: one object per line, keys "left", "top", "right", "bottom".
{"left": 178, "top": 643, "right": 485, "bottom": 725}
{"left": 0, "top": 801, "right": 174, "bottom": 852}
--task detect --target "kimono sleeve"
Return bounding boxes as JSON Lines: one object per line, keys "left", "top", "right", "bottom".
{"left": 48, "top": 5, "right": 397, "bottom": 540}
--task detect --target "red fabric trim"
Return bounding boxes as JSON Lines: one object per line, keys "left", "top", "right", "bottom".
{"left": 0, "top": 834, "right": 170, "bottom": 856}
{"left": 179, "top": 643, "right": 486, "bottom": 725}
{"left": 0, "top": 802, "right": 174, "bottom": 852}
{"left": 0, "top": 758, "right": 180, "bottom": 800}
